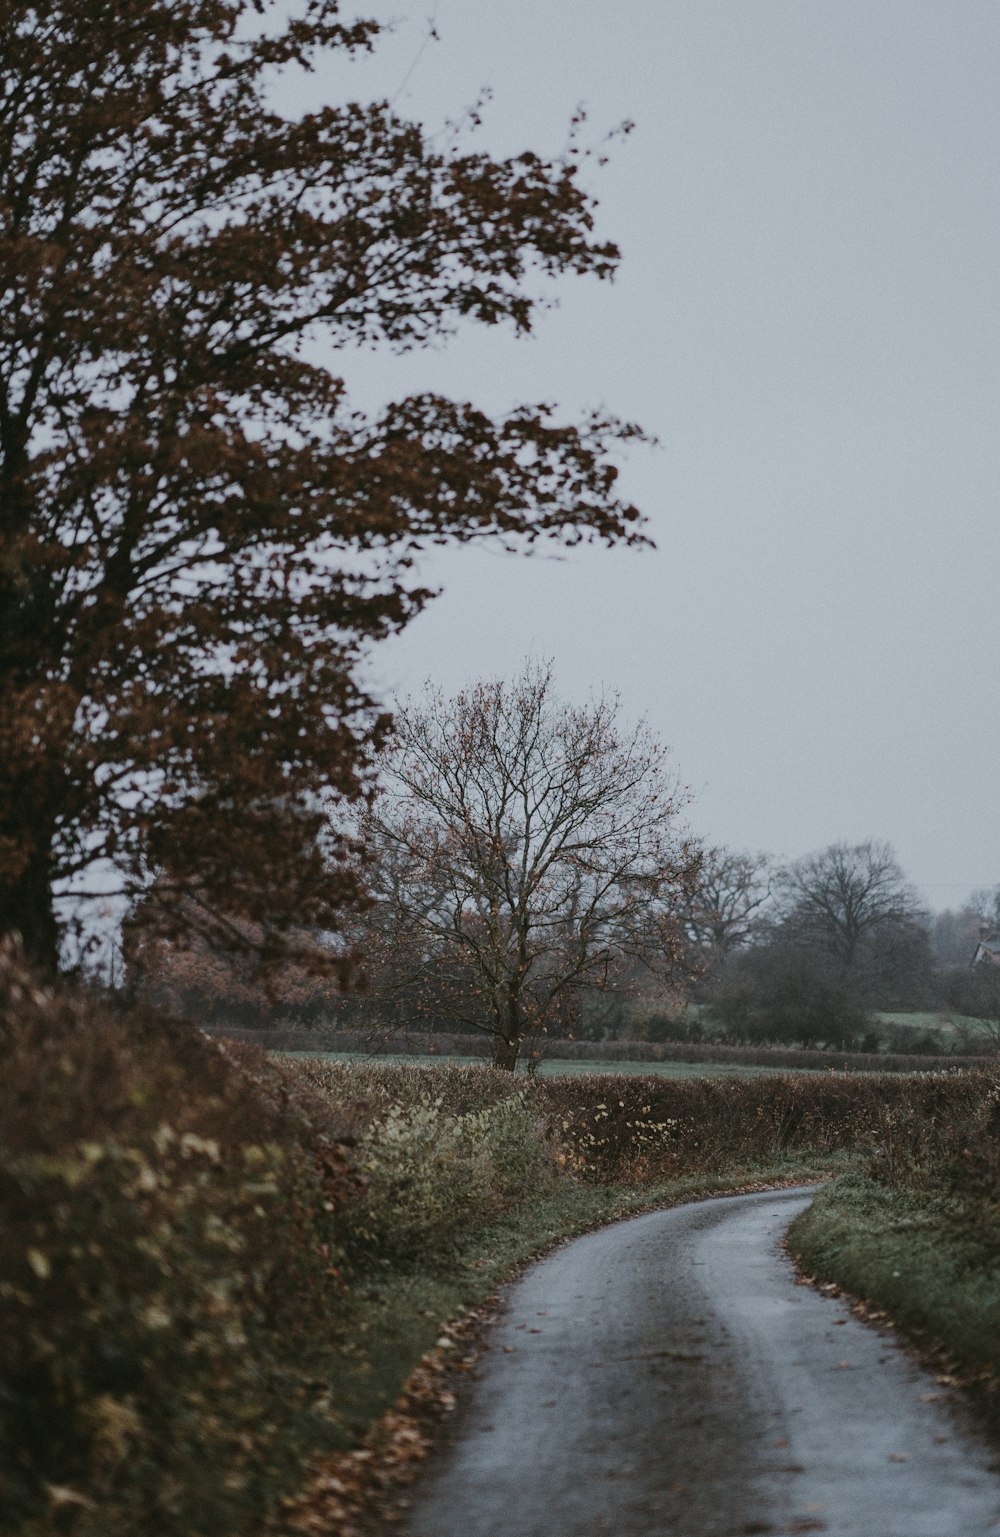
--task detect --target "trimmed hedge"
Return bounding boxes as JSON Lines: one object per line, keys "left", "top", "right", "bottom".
{"left": 537, "top": 1067, "right": 1000, "bottom": 1183}
{"left": 290, "top": 1055, "right": 1000, "bottom": 1189}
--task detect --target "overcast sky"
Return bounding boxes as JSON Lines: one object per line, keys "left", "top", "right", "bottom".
{"left": 293, "top": 1, "right": 1000, "bottom": 911}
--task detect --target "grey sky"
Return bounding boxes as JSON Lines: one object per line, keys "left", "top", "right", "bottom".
{"left": 292, "top": 2, "right": 1000, "bottom": 910}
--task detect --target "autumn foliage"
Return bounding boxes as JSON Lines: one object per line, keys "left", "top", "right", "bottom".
{"left": 0, "top": 0, "right": 647, "bottom": 972}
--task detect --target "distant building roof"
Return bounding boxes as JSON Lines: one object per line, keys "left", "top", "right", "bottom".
{"left": 973, "top": 933, "right": 1000, "bottom": 964}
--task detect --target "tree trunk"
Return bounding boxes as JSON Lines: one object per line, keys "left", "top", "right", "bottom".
{"left": 0, "top": 845, "right": 60, "bottom": 975}
{"left": 491, "top": 1031, "right": 521, "bottom": 1071}
{"left": 490, "top": 993, "right": 526, "bottom": 1072}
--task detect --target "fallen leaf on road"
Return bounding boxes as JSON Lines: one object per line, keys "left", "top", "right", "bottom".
{"left": 888, "top": 1453, "right": 910, "bottom": 1463}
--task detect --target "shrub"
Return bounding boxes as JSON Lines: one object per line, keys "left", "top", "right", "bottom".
{"left": 707, "top": 943, "right": 870, "bottom": 1048}
{"left": 291, "top": 1065, "right": 554, "bottom": 1262}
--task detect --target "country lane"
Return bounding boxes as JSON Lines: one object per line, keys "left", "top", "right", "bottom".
{"left": 400, "top": 1186, "right": 1000, "bottom": 1537}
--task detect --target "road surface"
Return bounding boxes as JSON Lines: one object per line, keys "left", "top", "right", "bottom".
{"left": 402, "top": 1186, "right": 1000, "bottom": 1537}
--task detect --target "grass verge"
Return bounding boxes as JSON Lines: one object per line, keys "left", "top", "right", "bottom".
{"left": 787, "top": 1174, "right": 1000, "bottom": 1437}
{"left": 278, "top": 1051, "right": 817, "bottom": 1078}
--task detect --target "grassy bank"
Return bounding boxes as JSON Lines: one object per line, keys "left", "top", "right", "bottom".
{"left": 790, "top": 1179, "right": 1000, "bottom": 1376}
{"left": 787, "top": 1077, "right": 1000, "bottom": 1436}
{"left": 206, "top": 1023, "right": 996, "bottom": 1075}
{"left": 4, "top": 948, "right": 999, "bottom": 1537}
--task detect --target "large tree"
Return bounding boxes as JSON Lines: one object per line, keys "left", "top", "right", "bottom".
{"left": 0, "top": 0, "right": 646, "bottom": 972}
{"left": 361, "top": 663, "right": 702, "bottom": 1069}
{"left": 775, "top": 839, "right": 930, "bottom": 1006}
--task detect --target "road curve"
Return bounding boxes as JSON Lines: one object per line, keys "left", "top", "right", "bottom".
{"left": 401, "top": 1187, "right": 1000, "bottom": 1537}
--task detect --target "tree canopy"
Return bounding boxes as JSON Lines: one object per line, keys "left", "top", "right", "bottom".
{"left": 0, "top": 0, "right": 647, "bottom": 972}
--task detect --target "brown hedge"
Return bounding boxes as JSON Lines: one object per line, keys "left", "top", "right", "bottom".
{"left": 536, "top": 1069, "right": 1000, "bottom": 1187}
{"left": 0, "top": 942, "right": 357, "bottom": 1537}
{"left": 5, "top": 950, "right": 996, "bottom": 1537}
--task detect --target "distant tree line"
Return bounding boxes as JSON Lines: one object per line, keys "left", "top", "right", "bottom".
{"left": 683, "top": 843, "right": 1000, "bottom": 1055}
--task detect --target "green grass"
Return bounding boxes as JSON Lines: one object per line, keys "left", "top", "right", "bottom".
{"left": 875, "top": 1009, "right": 998, "bottom": 1047}
{"left": 875, "top": 1011, "right": 959, "bottom": 1028}
{"left": 788, "top": 1174, "right": 1000, "bottom": 1380}
{"left": 274, "top": 1050, "right": 815, "bottom": 1078}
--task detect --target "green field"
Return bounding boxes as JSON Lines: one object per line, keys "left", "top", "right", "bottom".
{"left": 274, "top": 1050, "right": 813, "bottom": 1078}
{"left": 875, "top": 1010, "right": 962, "bottom": 1031}
{"left": 875, "top": 1009, "right": 997, "bottom": 1048}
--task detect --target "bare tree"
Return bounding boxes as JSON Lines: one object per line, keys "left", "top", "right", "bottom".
{"left": 931, "top": 887, "right": 1000, "bottom": 974}
{"left": 361, "top": 663, "right": 702, "bottom": 1069}
{"left": 967, "top": 886, "right": 1000, "bottom": 931}
{"left": 775, "top": 839, "right": 929, "bottom": 1004}
{"left": 776, "top": 841, "right": 920, "bottom": 966}
{"left": 931, "top": 906, "right": 982, "bottom": 969}
{"left": 684, "top": 847, "right": 773, "bottom": 959}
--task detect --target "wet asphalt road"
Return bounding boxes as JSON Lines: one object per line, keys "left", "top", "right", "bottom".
{"left": 402, "top": 1187, "right": 1000, "bottom": 1537}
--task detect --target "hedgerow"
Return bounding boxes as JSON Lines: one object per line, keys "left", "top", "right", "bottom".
{"left": 0, "top": 943, "right": 358, "bottom": 1537}
{"left": 537, "top": 1069, "right": 1000, "bottom": 1183}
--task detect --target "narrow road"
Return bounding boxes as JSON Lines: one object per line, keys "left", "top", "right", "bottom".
{"left": 402, "top": 1187, "right": 1000, "bottom": 1537}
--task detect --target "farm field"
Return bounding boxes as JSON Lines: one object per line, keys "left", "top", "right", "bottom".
{"left": 273, "top": 1050, "right": 817, "bottom": 1078}
{"left": 875, "top": 1008, "right": 991, "bottom": 1044}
